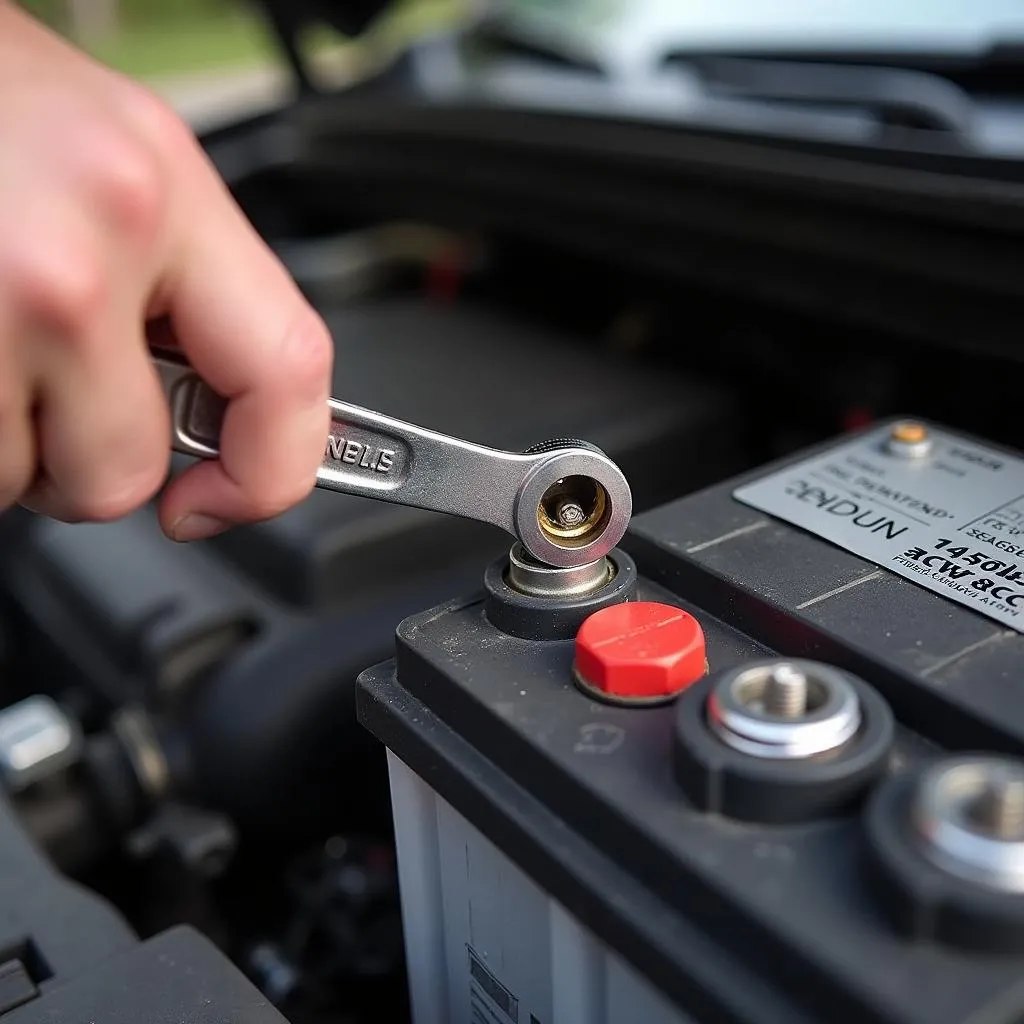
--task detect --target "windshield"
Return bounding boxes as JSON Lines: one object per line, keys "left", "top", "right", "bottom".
{"left": 498, "top": 0, "right": 1024, "bottom": 76}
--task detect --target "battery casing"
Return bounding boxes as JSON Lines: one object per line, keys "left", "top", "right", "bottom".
{"left": 386, "top": 751, "right": 693, "bottom": 1024}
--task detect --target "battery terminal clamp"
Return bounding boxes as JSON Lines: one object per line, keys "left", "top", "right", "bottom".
{"left": 674, "top": 659, "right": 895, "bottom": 824}
{"left": 865, "top": 754, "right": 1024, "bottom": 952}
{"left": 152, "top": 348, "right": 632, "bottom": 569}
{"left": 483, "top": 543, "right": 638, "bottom": 642}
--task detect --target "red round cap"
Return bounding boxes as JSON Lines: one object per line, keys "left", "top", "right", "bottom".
{"left": 574, "top": 602, "right": 706, "bottom": 701}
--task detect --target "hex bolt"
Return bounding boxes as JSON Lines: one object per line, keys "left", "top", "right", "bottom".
{"left": 536, "top": 474, "right": 610, "bottom": 547}
{"left": 556, "top": 500, "right": 587, "bottom": 529}
{"left": 763, "top": 664, "right": 808, "bottom": 718}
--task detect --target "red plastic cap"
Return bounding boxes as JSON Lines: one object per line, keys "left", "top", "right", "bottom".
{"left": 574, "top": 602, "right": 706, "bottom": 701}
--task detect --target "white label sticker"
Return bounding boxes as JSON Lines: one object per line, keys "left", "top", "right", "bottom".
{"left": 732, "top": 421, "right": 1024, "bottom": 633}
{"left": 468, "top": 945, "right": 520, "bottom": 1024}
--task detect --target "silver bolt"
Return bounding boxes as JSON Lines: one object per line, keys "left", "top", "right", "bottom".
{"left": 912, "top": 757, "right": 1024, "bottom": 892}
{"left": 763, "top": 664, "right": 808, "bottom": 718}
{"left": 556, "top": 500, "right": 587, "bottom": 528}
{"left": 971, "top": 769, "right": 1024, "bottom": 839}
{"left": 708, "top": 661, "right": 861, "bottom": 760}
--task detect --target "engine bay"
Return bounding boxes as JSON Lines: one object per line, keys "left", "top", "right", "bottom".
{"left": 4, "top": 73, "right": 1024, "bottom": 1022}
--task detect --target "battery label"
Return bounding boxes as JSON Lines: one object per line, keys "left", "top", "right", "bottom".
{"left": 468, "top": 945, "right": 520, "bottom": 1024}
{"left": 732, "top": 421, "right": 1024, "bottom": 634}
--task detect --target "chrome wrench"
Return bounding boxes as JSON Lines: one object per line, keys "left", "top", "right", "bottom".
{"left": 152, "top": 348, "right": 632, "bottom": 569}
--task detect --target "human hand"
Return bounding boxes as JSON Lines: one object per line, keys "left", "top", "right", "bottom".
{"left": 0, "top": 2, "right": 333, "bottom": 540}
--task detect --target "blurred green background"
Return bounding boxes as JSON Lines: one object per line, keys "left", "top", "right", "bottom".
{"left": 19, "top": 0, "right": 280, "bottom": 77}
{"left": 16, "top": 0, "right": 466, "bottom": 80}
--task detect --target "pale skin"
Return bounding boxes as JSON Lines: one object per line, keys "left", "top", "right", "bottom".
{"left": 0, "top": 2, "right": 334, "bottom": 540}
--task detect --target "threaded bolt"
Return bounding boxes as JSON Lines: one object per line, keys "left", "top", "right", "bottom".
{"left": 970, "top": 770, "right": 1024, "bottom": 839}
{"left": 763, "top": 664, "right": 808, "bottom": 718}
{"left": 556, "top": 500, "right": 586, "bottom": 528}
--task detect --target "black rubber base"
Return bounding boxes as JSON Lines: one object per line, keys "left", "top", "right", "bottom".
{"left": 483, "top": 548, "right": 638, "bottom": 641}
{"left": 673, "top": 667, "right": 895, "bottom": 824}
{"left": 572, "top": 666, "right": 703, "bottom": 707}
{"left": 862, "top": 764, "right": 1024, "bottom": 953}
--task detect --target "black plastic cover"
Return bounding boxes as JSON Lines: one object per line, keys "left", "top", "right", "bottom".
{"left": 0, "top": 791, "right": 135, "bottom": 988}
{"left": 3, "top": 926, "right": 288, "bottom": 1024}
{"left": 0, "top": 786, "right": 288, "bottom": 1023}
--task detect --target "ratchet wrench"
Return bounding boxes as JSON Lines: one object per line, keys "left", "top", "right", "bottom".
{"left": 151, "top": 348, "right": 632, "bottom": 569}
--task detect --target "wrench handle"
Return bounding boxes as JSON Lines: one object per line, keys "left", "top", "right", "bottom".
{"left": 151, "top": 348, "right": 631, "bottom": 567}
{"left": 152, "top": 347, "right": 526, "bottom": 534}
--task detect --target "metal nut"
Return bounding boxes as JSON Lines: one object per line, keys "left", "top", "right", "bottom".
{"left": 507, "top": 542, "right": 612, "bottom": 598}
{"left": 707, "top": 661, "right": 861, "bottom": 760}
{"left": 912, "top": 755, "right": 1024, "bottom": 892}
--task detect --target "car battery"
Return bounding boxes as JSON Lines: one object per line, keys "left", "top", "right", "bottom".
{"left": 357, "top": 417, "right": 1024, "bottom": 1024}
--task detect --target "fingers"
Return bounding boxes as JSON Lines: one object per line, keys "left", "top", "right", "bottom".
{"left": 0, "top": 310, "right": 36, "bottom": 511}
{"left": 156, "top": 157, "right": 333, "bottom": 541}
{"left": 0, "top": 53, "right": 331, "bottom": 536}
{"left": 1, "top": 201, "right": 170, "bottom": 521}
{"left": 24, "top": 324, "right": 170, "bottom": 522}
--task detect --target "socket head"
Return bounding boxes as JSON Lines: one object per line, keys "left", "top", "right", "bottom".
{"left": 515, "top": 446, "right": 632, "bottom": 568}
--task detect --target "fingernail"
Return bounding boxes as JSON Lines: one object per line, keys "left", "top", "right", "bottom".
{"left": 170, "top": 513, "right": 230, "bottom": 542}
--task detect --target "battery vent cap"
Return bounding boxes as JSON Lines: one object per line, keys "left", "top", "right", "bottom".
{"left": 573, "top": 602, "right": 706, "bottom": 705}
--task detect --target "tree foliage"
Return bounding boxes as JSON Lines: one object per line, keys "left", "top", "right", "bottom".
{"left": 19, "top": 0, "right": 246, "bottom": 34}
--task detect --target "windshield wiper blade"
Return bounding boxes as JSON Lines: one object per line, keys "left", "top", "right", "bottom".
{"left": 679, "top": 55, "right": 975, "bottom": 137}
